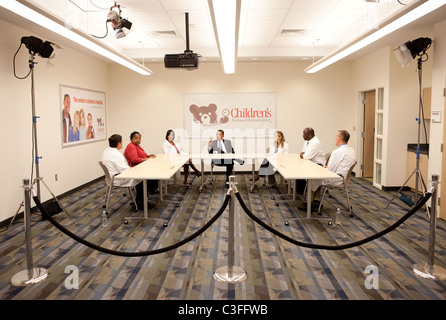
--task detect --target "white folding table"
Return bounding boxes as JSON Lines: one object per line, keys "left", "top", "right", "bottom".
{"left": 267, "top": 153, "right": 341, "bottom": 223}
{"left": 115, "top": 153, "right": 190, "bottom": 220}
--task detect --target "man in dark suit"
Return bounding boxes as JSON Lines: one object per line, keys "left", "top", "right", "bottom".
{"left": 208, "top": 129, "right": 243, "bottom": 185}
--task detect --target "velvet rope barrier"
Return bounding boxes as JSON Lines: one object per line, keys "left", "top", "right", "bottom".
{"left": 235, "top": 191, "right": 432, "bottom": 251}
{"left": 33, "top": 195, "right": 230, "bottom": 257}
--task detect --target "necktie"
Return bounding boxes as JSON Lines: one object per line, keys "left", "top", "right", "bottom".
{"left": 219, "top": 141, "right": 222, "bottom": 151}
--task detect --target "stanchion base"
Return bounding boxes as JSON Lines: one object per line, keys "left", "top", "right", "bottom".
{"left": 11, "top": 268, "right": 48, "bottom": 286}
{"left": 213, "top": 266, "right": 247, "bottom": 283}
{"left": 413, "top": 263, "right": 446, "bottom": 281}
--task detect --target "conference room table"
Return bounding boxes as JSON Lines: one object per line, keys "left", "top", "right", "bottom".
{"left": 267, "top": 153, "right": 342, "bottom": 220}
{"left": 115, "top": 152, "right": 341, "bottom": 222}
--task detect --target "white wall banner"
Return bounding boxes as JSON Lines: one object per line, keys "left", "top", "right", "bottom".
{"left": 184, "top": 92, "right": 277, "bottom": 140}
{"left": 60, "top": 84, "right": 106, "bottom": 148}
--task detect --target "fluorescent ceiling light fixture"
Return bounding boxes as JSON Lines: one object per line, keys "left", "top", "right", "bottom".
{"left": 305, "top": 0, "right": 446, "bottom": 74}
{"left": 0, "top": 0, "right": 152, "bottom": 75}
{"left": 208, "top": 0, "right": 241, "bottom": 74}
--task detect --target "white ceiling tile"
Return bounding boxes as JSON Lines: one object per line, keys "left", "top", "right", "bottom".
{"left": 241, "top": 37, "right": 272, "bottom": 48}
{"left": 160, "top": 0, "right": 207, "bottom": 11}
{"left": 270, "top": 37, "right": 304, "bottom": 48}
{"left": 286, "top": 8, "right": 329, "bottom": 21}
{"left": 247, "top": 8, "right": 289, "bottom": 20}
{"left": 118, "top": 0, "right": 165, "bottom": 11}
{"left": 247, "top": 0, "right": 294, "bottom": 9}
{"left": 292, "top": 0, "right": 338, "bottom": 9}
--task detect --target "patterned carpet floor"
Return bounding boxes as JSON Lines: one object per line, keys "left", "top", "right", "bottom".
{"left": 1, "top": 174, "right": 446, "bottom": 300}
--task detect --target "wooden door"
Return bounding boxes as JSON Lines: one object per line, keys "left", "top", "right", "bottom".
{"left": 363, "top": 90, "right": 376, "bottom": 178}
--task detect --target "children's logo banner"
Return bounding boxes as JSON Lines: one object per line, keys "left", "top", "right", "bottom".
{"left": 60, "top": 85, "right": 106, "bottom": 148}
{"left": 184, "top": 92, "right": 276, "bottom": 138}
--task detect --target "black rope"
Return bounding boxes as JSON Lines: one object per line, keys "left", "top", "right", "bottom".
{"left": 235, "top": 191, "right": 432, "bottom": 251}
{"left": 33, "top": 195, "right": 230, "bottom": 257}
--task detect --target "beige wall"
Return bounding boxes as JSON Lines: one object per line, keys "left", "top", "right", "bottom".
{"left": 0, "top": 19, "right": 109, "bottom": 222}
{"left": 107, "top": 60, "right": 355, "bottom": 172}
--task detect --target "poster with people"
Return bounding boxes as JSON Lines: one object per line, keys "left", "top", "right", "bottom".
{"left": 60, "top": 84, "right": 106, "bottom": 148}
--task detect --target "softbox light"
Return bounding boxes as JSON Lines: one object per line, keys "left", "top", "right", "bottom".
{"left": 394, "top": 37, "right": 432, "bottom": 68}
{"left": 21, "top": 36, "right": 55, "bottom": 58}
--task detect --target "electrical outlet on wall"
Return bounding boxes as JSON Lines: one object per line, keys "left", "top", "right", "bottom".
{"left": 55, "top": 174, "right": 58, "bottom": 181}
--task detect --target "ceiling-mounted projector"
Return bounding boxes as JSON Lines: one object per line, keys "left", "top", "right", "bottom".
{"left": 164, "top": 12, "right": 200, "bottom": 70}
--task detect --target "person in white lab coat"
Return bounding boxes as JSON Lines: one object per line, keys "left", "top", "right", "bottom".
{"left": 300, "top": 127, "right": 325, "bottom": 165}
{"left": 102, "top": 134, "right": 153, "bottom": 209}
{"left": 254, "top": 131, "right": 289, "bottom": 187}
{"left": 312, "top": 130, "right": 356, "bottom": 192}
{"left": 296, "top": 127, "right": 326, "bottom": 194}
{"left": 162, "top": 129, "right": 201, "bottom": 186}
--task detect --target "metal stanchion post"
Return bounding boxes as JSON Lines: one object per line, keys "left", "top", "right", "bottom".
{"left": 11, "top": 179, "right": 49, "bottom": 286}
{"left": 213, "top": 176, "right": 247, "bottom": 283}
{"left": 413, "top": 175, "right": 446, "bottom": 280}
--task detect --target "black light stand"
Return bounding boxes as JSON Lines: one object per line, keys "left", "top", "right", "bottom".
{"left": 386, "top": 56, "right": 428, "bottom": 209}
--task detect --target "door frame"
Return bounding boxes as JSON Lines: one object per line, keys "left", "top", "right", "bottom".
{"left": 357, "top": 89, "right": 376, "bottom": 179}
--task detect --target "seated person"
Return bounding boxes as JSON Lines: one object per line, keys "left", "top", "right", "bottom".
{"left": 311, "top": 130, "right": 356, "bottom": 203}
{"left": 124, "top": 131, "right": 158, "bottom": 192}
{"left": 296, "top": 127, "right": 326, "bottom": 194}
{"left": 162, "top": 129, "right": 201, "bottom": 186}
{"left": 208, "top": 129, "right": 244, "bottom": 186}
{"left": 300, "top": 127, "right": 325, "bottom": 165}
{"left": 254, "top": 131, "right": 289, "bottom": 187}
{"left": 101, "top": 134, "right": 153, "bottom": 209}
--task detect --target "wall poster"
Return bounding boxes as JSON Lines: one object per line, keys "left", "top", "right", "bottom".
{"left": 59, "top": 84, "right": 106, "bottom": 148}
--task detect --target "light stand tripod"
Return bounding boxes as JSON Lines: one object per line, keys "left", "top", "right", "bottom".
{"left": 386, "top": 56, "right": 429, "bottom": 209}
{"left": 9, "top": 53, "right": 71, "bottom": 227}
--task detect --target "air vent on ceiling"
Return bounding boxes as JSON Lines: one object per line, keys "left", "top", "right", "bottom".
{"left": 152, "top": 30, "right": 177, "bottom": 37}
{"left": 280, "top": 29, "right": 305, "bottom": 36}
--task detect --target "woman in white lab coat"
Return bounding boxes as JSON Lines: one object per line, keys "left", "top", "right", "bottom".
{"left": 162, "top": 129, "right": 201, "bottom": 186}
{"left": 255, "top": 131, "right": 289, "bottom": 187}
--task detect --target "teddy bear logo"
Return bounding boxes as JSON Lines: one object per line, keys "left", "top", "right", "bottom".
{"left": 189, "top": 103, "right": 229, "bottom": 126}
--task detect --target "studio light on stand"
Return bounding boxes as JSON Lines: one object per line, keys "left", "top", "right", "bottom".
{"left": 11, "top": 35, "right": 67, "bottom": 286}
{"left": 386, "top": 37, "right": 432, "bottom": 209}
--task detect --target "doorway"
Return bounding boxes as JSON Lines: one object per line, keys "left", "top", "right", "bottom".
{"left": 362, "top": 90, "right": 376, "bottom": 179}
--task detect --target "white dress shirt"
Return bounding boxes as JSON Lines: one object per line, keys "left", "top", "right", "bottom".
{"left": 302, "top": 136, "right": 326, "bottom": 165}
{"left": 101, "top": 147, "right": 140, "bottom": 187}
{"left": 312, "top": 144, "right": 356, "bottom": 191}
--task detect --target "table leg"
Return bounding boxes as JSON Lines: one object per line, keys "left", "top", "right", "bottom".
{"left": 307, "top": 179, "right": 312, "bottom": 219}
{"left": 293, "top": 179, "right": 297, "bottom": 201}
{"left": 159, "top": 180, "right": 163, "bottom": 202}
{"left": 251, "top": 162, "right": 255, "bottom": 192}
{"left": 200, "top": 159, "right": 204, "bottom": 192}
{"left": 143, "top": 180, "right": 148, "bottom": 218}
